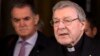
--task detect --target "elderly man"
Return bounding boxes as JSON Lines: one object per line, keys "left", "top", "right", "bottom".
{"left": 40, "top": 1, "right": 100, "bottom": 56}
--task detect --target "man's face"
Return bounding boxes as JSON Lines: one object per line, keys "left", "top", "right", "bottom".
{"left": 11, "top": 6, "right": 39, "bottom": 38}
{"left": 53, "top": 7, "right": 85, "bottom": 46}
{"left": 85, "top": 21, "right": 97, "bottom": 38}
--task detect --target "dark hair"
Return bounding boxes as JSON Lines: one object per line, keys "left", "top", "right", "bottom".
{"left": 86, "top": 14, "right": 96, "bottom": 29}
{"left": 9, "top": 0, "right": 38, "bottom": 15}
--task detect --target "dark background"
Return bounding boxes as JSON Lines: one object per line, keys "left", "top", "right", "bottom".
{"left": 0, "top": 0, "right": 100, "bottom": 38}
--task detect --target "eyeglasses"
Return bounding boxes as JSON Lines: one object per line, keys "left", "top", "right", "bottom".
{"left": 50, "top": 18, "right": 79, "bottom": 26}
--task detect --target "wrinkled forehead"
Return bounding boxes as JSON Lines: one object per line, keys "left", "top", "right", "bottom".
{"left": 53, "top": 7, "right": 78, "bottom": 19}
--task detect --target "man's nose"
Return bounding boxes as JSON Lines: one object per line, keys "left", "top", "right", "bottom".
{"left": 19, "top": 20, "right": 25, "bottom": 26}
{"left": 58, "top": 21, "right": 66, "bottom": 29}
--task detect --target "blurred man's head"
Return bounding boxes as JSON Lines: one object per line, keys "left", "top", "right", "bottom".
{"left": 85, "top": 19, "right": 97, "bottom": 38}
{"left": 10, "top": 0, "right": 39, "bottom": 40}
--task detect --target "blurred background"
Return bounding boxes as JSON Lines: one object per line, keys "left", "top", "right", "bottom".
{"left": 0, "top": 0, "right": 100, "bottom": 38}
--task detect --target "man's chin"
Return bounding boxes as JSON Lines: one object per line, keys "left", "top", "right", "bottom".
{"left": 19, "top": 34, "right": 29, "bottom": 37}
{"left": 59, "top": 41, "right": 73, "bottom": 47}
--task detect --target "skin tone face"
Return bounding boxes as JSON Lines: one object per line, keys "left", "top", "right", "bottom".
{"left": 85, "top": 20, "right": 97, "bottom": 38}
{"left": 11, "top": 6, "right": 39, "bottom": 40}
{"left": 53, "top": 7, "right": 85, "bottom": 47}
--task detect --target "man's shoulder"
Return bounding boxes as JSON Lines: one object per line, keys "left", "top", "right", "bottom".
{"left": 1, "top": 34, "right": 18, "bottom": 41}
{"left": 0, "top": 34, "right": 18, "bottom": 47}
{"left": 0, "top": 34, "right": 19, "bottom": 56}
{"left": 82, "top": 34, "right": 100, "bottom": 56}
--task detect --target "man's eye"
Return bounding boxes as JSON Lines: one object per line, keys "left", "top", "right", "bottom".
{"left": 12, "top": 18, "right": 20, "bottom": 22}
{"left": 64, "top": 19, "right": 71, "bottom": 22}
{"left": 24, "top": 17, "right": 30, "bottom": 21}
{"left": 54, "top": 20, "right": 59, "bottom": 23}
{"left": 64, "top": 20, "right": 70, "bottom": 22}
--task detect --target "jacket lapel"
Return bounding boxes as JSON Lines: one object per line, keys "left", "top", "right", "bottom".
{"left": 8, "top": 35, "right": 18, "bottom": 56}
{"left": 29, "top": 31, "right": 49, "bottom": 56}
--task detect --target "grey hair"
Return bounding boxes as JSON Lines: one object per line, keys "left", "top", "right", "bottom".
{"left": 53, "top": 0, "right": 86, "bottom": 21}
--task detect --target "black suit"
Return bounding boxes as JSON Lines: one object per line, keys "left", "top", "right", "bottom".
{"left": 0, "top": 31, "right": 52, "bottom": 56}
{"left": 40, "top": 34, "right": 100, "bottom": 56}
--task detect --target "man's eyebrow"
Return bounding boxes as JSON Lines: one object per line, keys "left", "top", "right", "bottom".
{"left": 12, "top": 17, "right": 18, "bottom": 20}
{"left": 53, "top": 17, "right": 59, "bottom": 20}
{"left": 23, "top": 16, "right": 30, "bottom": 19}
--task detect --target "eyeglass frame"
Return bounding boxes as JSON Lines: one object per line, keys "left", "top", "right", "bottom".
{"left": 50, "top": 17, "right": 80, "bottom": 26}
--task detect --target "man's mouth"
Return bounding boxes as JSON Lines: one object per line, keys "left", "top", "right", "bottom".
{"left": 59, "top": 33, "right": 69, "bottom": 36}
{"left": 19, "top": 29, "right": 27, "bottom": 31}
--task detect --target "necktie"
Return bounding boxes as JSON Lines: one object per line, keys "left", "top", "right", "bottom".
{"left": 18, "top": 41, "right": 27, "bottom": 56}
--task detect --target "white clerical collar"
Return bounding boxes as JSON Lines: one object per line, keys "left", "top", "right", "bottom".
{"left": 67, "top": 47, "right": 75, "bottom": 52}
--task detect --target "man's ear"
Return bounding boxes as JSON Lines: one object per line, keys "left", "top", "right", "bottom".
{"left": 93, "top": 27, "right": 97, "bottom": 36}
{"left": 34, "top": 14, "right": 39, "bottom": 25}
{"left": 81, "top": 20, "right": 86, "bottom": 30}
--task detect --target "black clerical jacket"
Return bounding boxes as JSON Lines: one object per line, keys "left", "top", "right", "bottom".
{"left": 40, "top": 34, "right": 100, "bottom": 56}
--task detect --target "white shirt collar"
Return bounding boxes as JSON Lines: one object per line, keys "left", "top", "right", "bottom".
{"left": 17, "top": 31, "right": 38, "bottom": 46}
